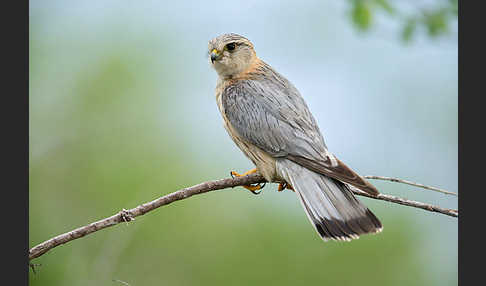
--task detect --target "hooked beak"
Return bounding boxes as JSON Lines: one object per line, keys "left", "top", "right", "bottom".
{"left": 210, "top": 49, "right": 220, "bottom": 63}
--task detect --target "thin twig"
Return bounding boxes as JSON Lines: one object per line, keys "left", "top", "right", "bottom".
{"left": 28, "top": 173, "right": 458, "bottom": 262}
{"left": 112, "top": 279, "right": 132, "bottom": 286}
{"left": 29, "top": 263, "right": 42, "bottom": 274}
{"left": 347, "top": 185, "right": 458, "bottom": 217}
{"left": 364, "top": 175, "right": 457, "bottom": 196}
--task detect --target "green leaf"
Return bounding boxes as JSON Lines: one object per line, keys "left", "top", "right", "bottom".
{"left": 351, "top": 0, "right": 373, "bottom": 31}
{"left": 424, "top": 10, "right": 448, "bottom": 37}
{"left": 402, "top": 19, "right": 417, "bottom": 43}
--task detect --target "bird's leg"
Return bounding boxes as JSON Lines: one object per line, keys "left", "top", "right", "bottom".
{"left": 277, "top": 182, "right": 294, "bottom": 192}
{"left": 230, "top": 168, "right": 265, "bottom": 195}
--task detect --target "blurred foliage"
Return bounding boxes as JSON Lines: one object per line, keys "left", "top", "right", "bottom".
{"left": 28, "top": 36, "right": 454, "bottom": 285}
{"left": 348, "top": 0, "right": 458, "bottom": 43}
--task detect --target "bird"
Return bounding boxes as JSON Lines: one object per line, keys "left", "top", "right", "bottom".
{"left": 208, "top": 33, "right": 382, "bottom": 241}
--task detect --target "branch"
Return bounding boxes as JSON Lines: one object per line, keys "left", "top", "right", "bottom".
{"left": 29, "top": 173, "right": 458, "bottom": 262}
{"left": 347, "top": 185, "right": 458, "bottom": 217}
{"left": 363, "top": 175, "right": 457, "bottom": 196}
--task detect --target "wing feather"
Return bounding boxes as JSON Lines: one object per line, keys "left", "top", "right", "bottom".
{"left": 222, "top": 64, "right": 379, "bottom": 196}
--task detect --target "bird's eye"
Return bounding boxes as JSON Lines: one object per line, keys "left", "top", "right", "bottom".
{"left": 226, "top": 43, "right": 236, "bottom": 51}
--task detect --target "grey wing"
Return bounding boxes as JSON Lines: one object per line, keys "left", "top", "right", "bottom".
{"left": 222, "top": 79, "right": 327, "bottom": 160}
{"left": 222, "top": 78, "right": 380, "bottom": 196}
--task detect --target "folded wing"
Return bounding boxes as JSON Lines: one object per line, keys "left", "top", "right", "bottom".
{"left": 222, "top": 71, "right": 379, "bottom": 196}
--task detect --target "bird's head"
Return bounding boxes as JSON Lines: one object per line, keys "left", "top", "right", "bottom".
{"left": 208, "top": 33, "right": 257, "bottom": 79}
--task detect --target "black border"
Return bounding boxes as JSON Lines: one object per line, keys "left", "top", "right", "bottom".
{"left": 3, "top": 0, "right": 29, "bottom": 284}
{"left": 458, "top": 1, "right": 477, "bottom": 285}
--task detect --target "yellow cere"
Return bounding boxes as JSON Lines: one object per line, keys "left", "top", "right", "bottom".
{"left": 211, "top": 49, "right": 219, "bottom": 55}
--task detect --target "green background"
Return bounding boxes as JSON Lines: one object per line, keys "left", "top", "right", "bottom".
{"left": 29, "top": 1, "right": 457, "bottom": 285}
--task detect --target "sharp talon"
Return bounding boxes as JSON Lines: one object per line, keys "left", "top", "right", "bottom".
{"left": 277, "top": 182, "right": 294, "bottom": 192}
{"left": 287, "top": 183, "right": 294, "bottom": 192}
{"left": 242, "top": 182, "right": 265, "bottom": 194}
{"left": 250, "top": 182, "right": 265, "bottom": 194}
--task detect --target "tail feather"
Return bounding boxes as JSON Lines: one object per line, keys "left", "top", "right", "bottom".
{"left": 277, "top": 159, "right": 382, "bottom": 241}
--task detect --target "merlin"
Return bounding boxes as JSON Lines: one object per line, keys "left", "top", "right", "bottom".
{"left": 209, "top": 33, "right": 382, "bottom": 241}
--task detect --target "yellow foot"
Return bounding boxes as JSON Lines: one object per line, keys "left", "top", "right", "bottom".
{"left": 230, "top": 168, "right": 257, "bottom": 177}
{"left": 230, "top": 168, "right": 265, "bottom": 195}
{"left": 277, "top": 182, "right": 294, "bottom": 192}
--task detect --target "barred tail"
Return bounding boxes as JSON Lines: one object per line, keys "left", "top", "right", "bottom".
{"left": 276, "top": 159, "right": 382, "bottom": 241}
